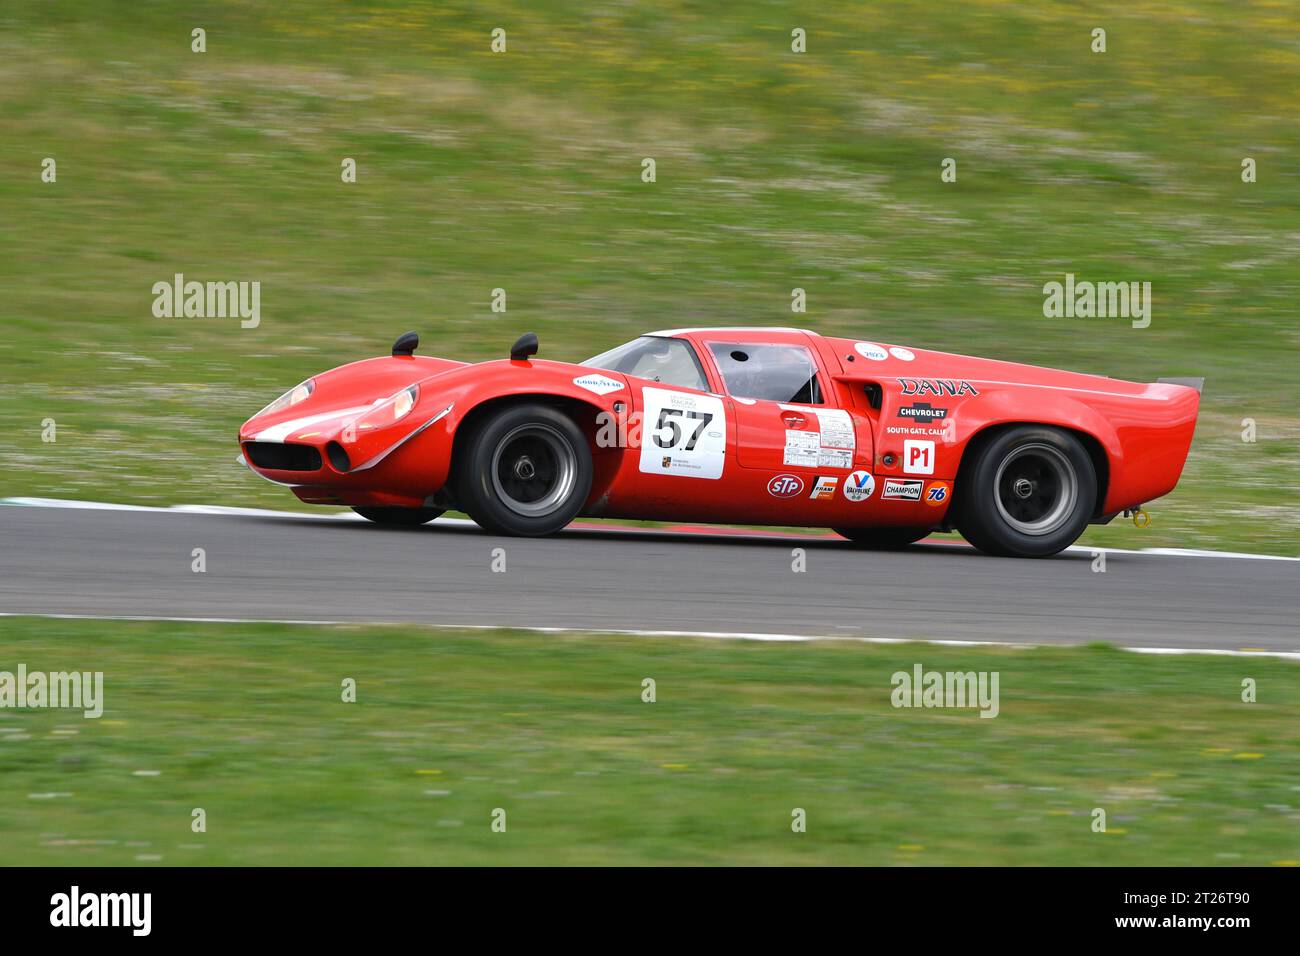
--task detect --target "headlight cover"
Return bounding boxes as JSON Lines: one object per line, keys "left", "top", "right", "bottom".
{"left": 357, "top": 385, "right": 419, "bottom": 432}
{"left": 257, "top": 378, "right": 314, "bottom": 417}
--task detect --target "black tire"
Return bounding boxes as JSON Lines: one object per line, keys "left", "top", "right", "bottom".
{"left": 352, "top": 506, "right": 445, "bottom": 526}
{"left": 834, "top": 527, "right": 931, "bottom": 549}
{"left": 455, "top": 403, "right": 593, "bottom": 537}
{"left": 956, "top": 426, "right": 1097, "bottom": 557}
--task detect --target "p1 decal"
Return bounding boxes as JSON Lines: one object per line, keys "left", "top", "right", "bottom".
{"left": 843, "top": 470, "right": 876, "bottom": 502}
{"left": 881, "top": 478, "right": 924, "bottom": 501}
{"left": 639, "top": 387, "right": 726, "bottom": 479}
{"left": 899, "top": 378, "right": 979, "bottom": 398}
{"left": 903, "top": 439, "right": 935, "bottom": 475}
{"left": 768, "top": 474, "right": 805, "bottom": 498}
{"left": 924, "top": 480, "right": 952, "bottom": 507}
{"left": 810, "top": 476, "right": 838, "bottom": 500}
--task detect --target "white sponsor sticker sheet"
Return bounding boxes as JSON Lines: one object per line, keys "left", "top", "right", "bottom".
{"left": 783, "top": 430, "right": 819, "bottom": 467}
{"left": 779, "top": 405, "right": 856, "bottom": 469}
{"left": 639, "top": 387, "right": 727, "bottom": 479}
{"left": 817, "top": 449, "right": 852, "bottom": 469}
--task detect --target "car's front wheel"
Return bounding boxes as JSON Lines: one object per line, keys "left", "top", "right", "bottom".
{"left": 352, "top": 506, "right": 445, "bottom": 526}
{"left": 456, "top": 403, "right": 593, "bottom": 536}
{"left": 956, "top": 426, "right": 1096, "bottom": 557}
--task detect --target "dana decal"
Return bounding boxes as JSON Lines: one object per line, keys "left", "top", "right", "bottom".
{"left": 899, "top": 378, "right": 979, "bottom": 398}
{"left": 768, "top": 474, "right": 805, "bottom": 498}
{"left": 843, "top": 470, "right": 876, "bottom": 502}
{"left": 881, "top": 478, "right": 924, "bottom": 501}
{"left": 924, "top": 481, "right": 952, "bottom": 506}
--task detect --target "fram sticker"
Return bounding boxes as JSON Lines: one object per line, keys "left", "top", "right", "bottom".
{"left": 810, "top": 476, "right": 838, "bottom": 500}
{"left": 843, "top": 470, "right": 875, "bottom": 502}
{"left": 903, "top": 440, "right": 935, "bottom": 475}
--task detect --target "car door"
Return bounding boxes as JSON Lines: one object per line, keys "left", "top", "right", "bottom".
{"left": 696, "top": 334, "right": 875, "bottom": 515}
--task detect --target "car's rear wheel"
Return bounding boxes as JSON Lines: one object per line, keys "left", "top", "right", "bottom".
{"left": 956, "top": 426, "right": 1096, "bottom": 557}
{"left": 456, "top": 403, "right": 593, "bottom": 536}
{"left": 834, "top": 527, "right": 931, "bottom": 549}
{"left": 352, "top": 506, "right": 445, "bottom": 526}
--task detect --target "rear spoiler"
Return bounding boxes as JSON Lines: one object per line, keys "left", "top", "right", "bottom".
{"left": 1156, "top": 376, "right": 1205, "bottom": 394}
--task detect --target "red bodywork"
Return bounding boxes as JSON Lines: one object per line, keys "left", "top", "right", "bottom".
{"left": 238, "top": 328, "right": 1200, "bottom": 530}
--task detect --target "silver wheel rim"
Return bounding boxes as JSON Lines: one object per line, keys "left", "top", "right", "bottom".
{"left": 993, "top": 442, "right": 1078, "bottom": 536}
{"left": 490, "top": 423, "right": 577, "bottom": 518}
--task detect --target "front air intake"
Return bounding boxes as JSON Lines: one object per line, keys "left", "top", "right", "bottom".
{"left": 245, "top": 442, "right": 322, "bottom": 471}
{"left": 326, "top": 441, "right": 351, "bottom": 473}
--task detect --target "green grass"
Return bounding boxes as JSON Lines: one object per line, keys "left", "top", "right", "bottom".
{"left": 0, "top": 2, "right": 1297, "bottom": 552}
{"left": 2, "top": 617, "right": 1298, "bottom": 865}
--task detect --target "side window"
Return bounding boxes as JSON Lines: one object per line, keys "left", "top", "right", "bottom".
{"left": 582, "top": 336, "right": 709, "bottom": 392}
{"left": 707, "top": 343, "right": 823, "bottom": 404}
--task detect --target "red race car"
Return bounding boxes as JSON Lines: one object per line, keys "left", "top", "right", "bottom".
{"left": 238, "top": 328, "right": 1201, "bottom": 557}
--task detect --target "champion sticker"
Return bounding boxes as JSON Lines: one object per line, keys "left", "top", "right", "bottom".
{"left": 882, "top": 478, "right": 923, "bottom": 501}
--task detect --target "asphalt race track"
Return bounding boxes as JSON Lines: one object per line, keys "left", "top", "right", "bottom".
{"left": 0, "top": 501, "right": 1295, "bottom": 652}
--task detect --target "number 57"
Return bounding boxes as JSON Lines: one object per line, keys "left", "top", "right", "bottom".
{"left": 653, "top": 408, "right": 712, "bottom": 450}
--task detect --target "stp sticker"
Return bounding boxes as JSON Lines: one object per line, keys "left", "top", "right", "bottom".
{"left": 903, "top": 439, "right": 935, "bottom": 475}
{"left": 768, "top": 474, "right": 805, "bottom": 498}
{"left": 843, "top": 470, "right": 876, "bottom": 502}
{"left": 639, "top": 387, "right": 726, "bottom": 479}
{"left": 810, "top": 476, "right": 837, "bottom": 500}
{"left": 572, "top": 374, "right": 624, "bottom": 396}
{"left": 924, "top": 481, "right": 951, "bottom": 506}
{"left": 855, "top": 342, "right": 888, "bottom": 362}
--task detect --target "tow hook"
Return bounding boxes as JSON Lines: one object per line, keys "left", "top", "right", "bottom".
{"left": 1124, "top": 507, "right": 1151, "bottom": 529}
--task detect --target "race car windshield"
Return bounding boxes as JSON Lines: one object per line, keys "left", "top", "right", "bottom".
{"left": 708, "top": 342, "right": 823, "bottom": 404}
{"left": 582, "top": 336, "right": 708, "bottom": 391}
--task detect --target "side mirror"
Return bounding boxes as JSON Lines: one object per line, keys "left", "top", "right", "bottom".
{"left": 510, "top": 332, "right": 538, "bottom": 361}
{"left": 392, "top": 331, "right": 419, "bottom": 357}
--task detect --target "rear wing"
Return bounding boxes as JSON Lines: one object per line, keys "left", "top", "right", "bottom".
{"left": 1156, "top": 376, "right": 1205, "bottom": 394}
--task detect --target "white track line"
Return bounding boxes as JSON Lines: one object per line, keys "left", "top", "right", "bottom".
{"left": 2, "top": 612, "right": 1298, "bottom": 661}
{"left": 3, "top": 496, "right": 1298, "bottom": 561}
